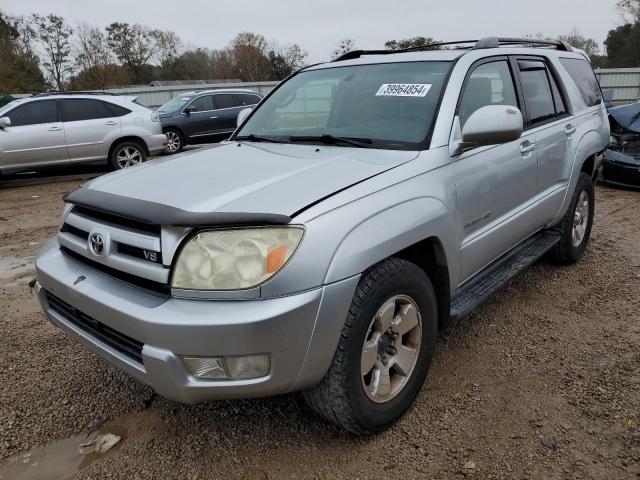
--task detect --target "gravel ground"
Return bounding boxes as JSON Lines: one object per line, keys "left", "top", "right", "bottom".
{"left": 0, "top": 178, "right": 638, "bottom": 480}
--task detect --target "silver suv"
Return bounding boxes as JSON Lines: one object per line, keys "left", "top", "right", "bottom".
{"left": 35, "top": 38, "right": 609, "bottom": 435}
{"left": 0, "top": 93, "right": 167, "bottom": 174}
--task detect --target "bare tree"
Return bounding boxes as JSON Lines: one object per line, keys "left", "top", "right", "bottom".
{"left": 30, "top": 14, "right": 74, "bottom": 91}
{"left": 152, "top": 29, "right": 181, "bottom": 72}
{"left": 559, "top": 29, "right": 600, "bottom": 57}
{"left": 74, "top": 23, "right": 112, "bottom": 89}
{"left": 617, "top": 0, "right": 640, "bottom": 23}
{"left": 268, "top": 42, "right": 307, "bottom": 79}
{"left": 332, "top": 39, "right": 356, "bottom": 59}
{"left": 231, "top": 32, "right": 270, "bottom": 81}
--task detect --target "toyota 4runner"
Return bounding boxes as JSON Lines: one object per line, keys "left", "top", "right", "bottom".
{"left": 35, "top": 38, "right": 610, "bottom": 435}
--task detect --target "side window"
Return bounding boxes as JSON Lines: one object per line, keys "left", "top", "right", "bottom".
{"left": 188, "top": 95, "right": 214, "bottom": 112}
{"left": 548, "top": 71, "right": 568, "bottom": 116}
{"left": 236, "top": 94, "right": 261, "bottom": 106}
{"left": 518, "top": 60, "right": 556, "bottom": 125}
{"left": 6, "top": 100, "right": 58, "bottom": 126}
{"left": 104, "top": 102, "right": 131, "bottom": 117}
{"left": 458, "top": 60, "right": 518, "bottom": 127}
{"left": 560, "top": 58, "right": 602, "bottom": 108}
{"left": 62, "top": 99, "right": 115, "bottom": 122}
{"left": 213, "top": 94, "right": 236, "bottom": 109}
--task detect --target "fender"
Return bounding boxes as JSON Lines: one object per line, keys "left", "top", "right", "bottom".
{"left": 550, "top": 128, "right": 603, "bottom": 226}
{"left": 324, "top": 196, "right": 460, "bottom": 292}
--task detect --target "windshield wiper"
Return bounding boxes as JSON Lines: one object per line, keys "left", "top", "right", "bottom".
{"left": 289, "top": 134, "right": 374, "bottom": 148}
{"left": 235, "top": 134, "right": 288, "bottom": 144}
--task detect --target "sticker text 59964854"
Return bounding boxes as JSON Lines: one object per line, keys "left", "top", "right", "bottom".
{"left": 375, "top": 83, "right": 432, "bottom": 97}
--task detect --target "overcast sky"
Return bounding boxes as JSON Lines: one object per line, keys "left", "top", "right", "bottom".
{"left": 4, "top": 0, "right": 621, "bottom": 63}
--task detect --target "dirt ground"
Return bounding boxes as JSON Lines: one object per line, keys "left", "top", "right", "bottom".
{"left": 0, "top": 178, "right": 638, "bottom": 480}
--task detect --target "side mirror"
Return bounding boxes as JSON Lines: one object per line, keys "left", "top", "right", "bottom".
{"left": 184, "top": 106, "right": 197, "bottom": 115}
{"left": 237, "top": 107, "right": 252, "bottom": 127}
{"left": 0, "top": 117, "right": 11, "bottom": 129}
{"left": 451, "top": 105, "right": 524, "bottom": 155}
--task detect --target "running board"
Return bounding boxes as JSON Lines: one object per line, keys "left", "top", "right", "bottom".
{"left": 450, "top": 231, "right": 561, "bottom": 320}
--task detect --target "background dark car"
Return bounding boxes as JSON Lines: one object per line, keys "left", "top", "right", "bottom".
{"left": 157, "top": 89, "right": 262, "bottom": 153}
{"left": 602, "top": 100, "right": 640, "bottom": 188}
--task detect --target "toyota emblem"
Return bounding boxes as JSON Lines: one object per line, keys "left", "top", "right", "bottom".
{"left": 89, "top": 233, "right": 105, "bottom": 256}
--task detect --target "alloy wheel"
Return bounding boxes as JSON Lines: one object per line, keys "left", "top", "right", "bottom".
{"left": 116, "top": 146, "right": 143, "bottom": 169}
{"left": 361, "top": 295, "right": 422, "bottom": 403}
{"left": 165, "top": 131, "right": 181, "bottom": 153}
{"left": 572, "top": 191, "right": 589, "bottom": 247}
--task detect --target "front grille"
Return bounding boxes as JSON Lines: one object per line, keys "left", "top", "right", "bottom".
{"left": 45, "top": 291, "right": 144, "bottom": 364}
{"left": 60, "top": 246, "right": 170, "bottom": 295}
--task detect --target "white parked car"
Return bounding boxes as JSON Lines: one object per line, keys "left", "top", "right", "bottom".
{"left": 0, "top": 93, "right": 167, "bottom": 174}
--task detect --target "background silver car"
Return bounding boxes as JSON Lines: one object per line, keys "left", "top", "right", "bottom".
{"left": 0, "top": 93, "right": 167, "bottom": 174}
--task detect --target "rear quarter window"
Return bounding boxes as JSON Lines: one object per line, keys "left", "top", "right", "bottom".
{"left": 560, "top": 58, "right": 602, "bottom": 108}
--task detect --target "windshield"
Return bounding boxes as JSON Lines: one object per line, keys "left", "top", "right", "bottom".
{"left": 157, "top": 96, "right": 191, "bottom": 113}
{"left": 236, "top": 61, "right": 452, "bottom": 150}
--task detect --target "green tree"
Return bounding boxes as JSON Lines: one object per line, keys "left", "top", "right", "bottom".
{"left": 106, "top": 22, "right": 158, "bottom": 83}
{"left": 384, "top": 36, "right": 439, "bottom": 50}
{"left": 0, "top": 11, "right": 45, "bottom": 93}
{"left": 30, "top": 14, "right": 75, "bottom": 91}
{"left": 268, "top": 44, "right": 307, "bottom": 79}
{"left": 604, "top": 22, "right": 640, "bottom": 67}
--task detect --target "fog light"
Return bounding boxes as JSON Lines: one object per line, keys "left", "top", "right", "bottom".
{"left": 183, "top": 354, "right": 270, "bottom": 380}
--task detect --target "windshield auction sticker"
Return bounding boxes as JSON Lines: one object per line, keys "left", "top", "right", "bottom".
{"left": 376, "top": 84, "right": 432, "bottom": 97}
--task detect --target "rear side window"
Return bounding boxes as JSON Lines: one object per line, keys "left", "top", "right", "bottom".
{"left": 458, "top": 60, "right": 518, "bottom": 127}
{"left": 560, "top": 58, "right": 602, "bottom": 108}
{"left": 518, "top": 60, "right": 556, "bottom": 125}
{"left": 62, "top": 99, "right": 115, "bottom": 122}
{"left": 7, "top": 100, "right": 58, "bottom": 126}
{"left": 236, "top": 94, "right": 261, "bottom": 106}
{"left": 188, "top": 95, "right": 214, "bottom": 112}
{"left": 213, "top": 94, "right": 236, "bottom": 109}
{"left": 105, "top": 102, "right": 131, "bottom": 117}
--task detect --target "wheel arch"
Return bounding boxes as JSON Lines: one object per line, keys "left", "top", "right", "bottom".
{"left": 162, "top": 125, "right": 186, "bottom": 142}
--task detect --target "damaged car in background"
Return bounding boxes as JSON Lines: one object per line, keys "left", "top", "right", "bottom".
{"left": 603, "top": 101, "right": 640, "bottom": 188}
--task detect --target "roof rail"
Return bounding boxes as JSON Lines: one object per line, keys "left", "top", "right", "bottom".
{"left": 32, "top": 91, "right": 120, "bottom": 97}
{"left": 331, "top": 37, "right": 575, "bottom": 62}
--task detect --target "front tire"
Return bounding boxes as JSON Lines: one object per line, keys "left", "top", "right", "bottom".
{"left": 550, "top": 172, "right": 595, "bottom": 264}
{"left": 303, "top": 258, "right": 438, "bottom": 435}
{"left": 109, "top": 141, "right": 146, "bottom": 170}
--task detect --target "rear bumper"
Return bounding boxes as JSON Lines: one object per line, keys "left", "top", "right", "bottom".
{"left": 35, "top": 238, "right": 358, "bottom": 403}
{"left": 147, "top": 133, "right": 168, "bottom": 156}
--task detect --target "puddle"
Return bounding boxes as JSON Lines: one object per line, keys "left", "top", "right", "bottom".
{"left": 0, "top": 425, "right": 127, "bottom": 480}
{"left": 0, "top": 256, "right": 35, "bottom": 288}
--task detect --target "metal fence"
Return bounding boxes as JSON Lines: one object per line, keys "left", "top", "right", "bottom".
{"left": 594, "top": 68, "right": 640, "bottom": 106}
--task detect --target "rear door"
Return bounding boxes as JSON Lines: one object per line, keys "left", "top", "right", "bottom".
{"left": 61, "top": 99, "right": 122, "bottom": 161}
{"left": 514, "top": 57, "right": 574, "bottom": 225}
{"left": 452, "top": 58, "right": 539, "bottom": 282}
{"left": 0, "top": 99, "right": 68, "bottom": 169}
{"left": 211, "top": 93, "right": 242, "bottom": 134}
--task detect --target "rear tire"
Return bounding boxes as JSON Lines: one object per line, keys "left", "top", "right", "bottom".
{"left": 303, "top": 257, "right": 438, "bottom": 435}
{"left": 109, "top": 141, "right": 146, "bottom": 170}
{"left": 164, "top": 128, "right": 184, "bottom": 153}
{"left": 549, "top": 172, "right": 595, "bottom": 265}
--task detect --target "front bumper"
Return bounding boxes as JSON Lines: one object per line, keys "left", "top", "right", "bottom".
{"left": 35, "top": 239, "right": 358, "bottom": 403}
{"left": 147, "top": 133, "right": 168, "bottom": 156}
{"left": 602, "top": 149, "right": 640, "bottom": 188}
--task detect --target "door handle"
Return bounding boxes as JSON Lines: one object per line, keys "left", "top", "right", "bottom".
{"left": 48, "top": 126, "right": 61, "bottom": 131}
{"left": 520, "top": 142, "right": 537, "bottom": 154}
{"left": 105, "top": 121, "right": 118, "bottom": 125}
{"left": 209, "top": 116, "right": 218, "bottom": 119}
{"left": 565, "top": 125, "right": 577, "bottom": 136}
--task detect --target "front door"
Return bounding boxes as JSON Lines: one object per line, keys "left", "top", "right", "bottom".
{"left": 0, "top": 99, "right": 68, "bottom": 170}
{"left": 452, "top": 58, "right": 539, "bottom": 282}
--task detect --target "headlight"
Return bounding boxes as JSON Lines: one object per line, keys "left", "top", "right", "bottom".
{"left": 171, "top": 226, "right": 304, "bottom": 291}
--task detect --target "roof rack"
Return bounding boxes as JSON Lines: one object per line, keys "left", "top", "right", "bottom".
{"left": 332, "top": 37, "right": 574, "bottom": 62}
{"left": 32, "top": 91, "right": 120, "bottom": 97}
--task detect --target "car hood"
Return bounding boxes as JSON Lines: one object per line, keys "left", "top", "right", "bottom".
{"left": 83, "top": 142, "right": 418, "bottom": 218}
{"left": 609, "top": 102, "right": 640, "bottom": 133}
